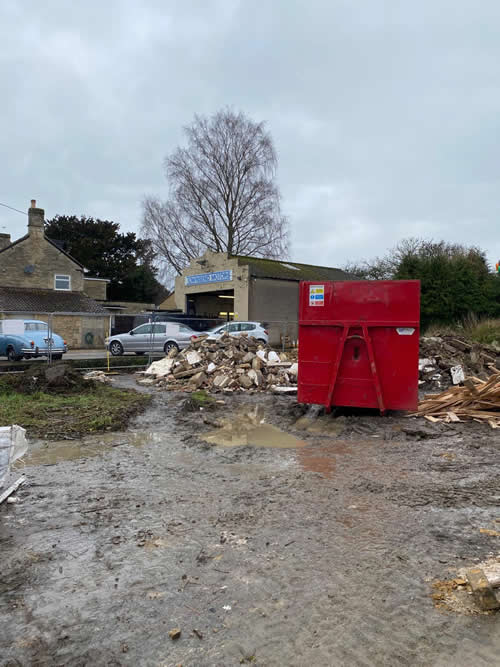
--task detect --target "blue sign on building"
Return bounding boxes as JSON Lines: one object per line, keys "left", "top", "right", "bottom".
{"left": 185, "top": 269, "right": 233, "bottom": 287}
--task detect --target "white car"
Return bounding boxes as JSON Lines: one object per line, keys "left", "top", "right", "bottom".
{"left": 196, "top": 321, "right": 269, "bottom": 344}
{"left": 106, "top": 322, "right": 196, "bottom": 356}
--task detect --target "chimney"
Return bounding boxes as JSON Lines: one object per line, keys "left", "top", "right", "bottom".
{"left": 28, "top": 199, "right": 45, "bottom": 239}
{"left": 0, "top": 233, "right": 11, "bottom": 251}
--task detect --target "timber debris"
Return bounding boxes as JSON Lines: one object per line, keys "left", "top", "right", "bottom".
{"left": 414, "top": 372, "right": 500, "bottom": 428}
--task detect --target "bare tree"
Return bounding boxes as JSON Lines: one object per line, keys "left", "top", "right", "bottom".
{"left": 142, "top": 109, "right": 289, "bottom": 279}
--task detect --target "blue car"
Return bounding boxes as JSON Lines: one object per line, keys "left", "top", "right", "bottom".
{"left": 0, "top": 319, "right": 67, "bottom": 362}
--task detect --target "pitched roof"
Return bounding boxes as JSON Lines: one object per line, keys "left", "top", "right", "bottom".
{"left": 0, "top": 234, "right": 84, "bottom": 269}
{"left": 234, "top": 255, "right": 357, "bottom": 282}
{"left": 0, "top": 287, "right": 108, "bottom": 314}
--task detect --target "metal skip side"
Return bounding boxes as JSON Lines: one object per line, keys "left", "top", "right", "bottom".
{"left": 297, "top": 280, "right": 421, "bottom": 413}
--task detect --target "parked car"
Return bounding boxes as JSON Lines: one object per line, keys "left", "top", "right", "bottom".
{"left": 196, "top": 321, "right": 269, "bottom": 344}
{"left": 0, "top": 319, "right": 67, "bottom": 362}
{"left": 105, "top": 322, "right": 196, "bottom": 356}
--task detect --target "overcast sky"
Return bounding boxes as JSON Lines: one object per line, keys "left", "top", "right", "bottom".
{"left": 1, "top": 0, "right": 499, "bottom": 271}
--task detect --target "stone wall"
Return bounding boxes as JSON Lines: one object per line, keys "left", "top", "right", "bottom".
{"left": 83, "top": 278, "right": 108, "bottom": 300}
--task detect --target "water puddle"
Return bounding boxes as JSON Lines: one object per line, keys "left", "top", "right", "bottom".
{"left": 202, "top": 407, "right": 307, "bottom": 449}
{"left": 16, "top": 431, "right": 159, "bottom": 466}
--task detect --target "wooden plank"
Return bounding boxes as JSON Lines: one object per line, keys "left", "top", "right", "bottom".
{"left": 0, "top": 476, "right": 26, "bottom": 504}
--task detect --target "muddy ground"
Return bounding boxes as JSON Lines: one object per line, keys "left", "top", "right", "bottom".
{"left": 1, "top": 375, "right": 500, "bottom": 666}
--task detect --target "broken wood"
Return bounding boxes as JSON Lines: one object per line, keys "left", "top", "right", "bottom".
{"left": 0, "top": 476, "right": 26, "bottom": 505}
{"left": 413, "top": 372, "right": 500, "bottom": 428}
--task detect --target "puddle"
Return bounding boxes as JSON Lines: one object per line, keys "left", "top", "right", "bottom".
{"left": 294, "top": 414, "right": 346, "bottom": 436}
{"left": 202, "top": 407, "right": 307, "bottom": 449}
{"left": 203, "top": 422, "right": 307, "bottom": 449}
{"left": 16, "top": 431, "right": 159, "bottom": 466}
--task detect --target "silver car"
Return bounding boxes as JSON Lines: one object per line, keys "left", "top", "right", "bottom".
{"left": 197, "top": 321, "right": 269, "bottom": 344}
{"left": 106, "top": 322, "right": 195, "bottom": 356}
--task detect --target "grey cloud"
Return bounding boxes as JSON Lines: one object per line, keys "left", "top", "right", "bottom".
{"left": 1, "top": 0, "right": 498, "bottom": 270}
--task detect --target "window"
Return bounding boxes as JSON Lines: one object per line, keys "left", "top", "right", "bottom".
{"left": 240, "top": 323, "right": 256, "bottom": 331}
{"left": 179, "top": 325, "right": 194, "bottom": 333}
{"left": 25, "top": 322, "right": 48, "bottom": 332}
{"left": 133, "top": 324, "right": 152, "bottom": 335}
{"left": 152, "top": 324, "right": 166, "bottom": 334}
{"left": 54, "top": 274, "right": 71, "bottom": 291}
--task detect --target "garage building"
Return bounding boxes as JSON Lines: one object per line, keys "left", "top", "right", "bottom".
{"left": 174, "top": 251, "right": 355, "bottom": 345}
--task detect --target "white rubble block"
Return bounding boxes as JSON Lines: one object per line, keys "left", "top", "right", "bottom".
{"left": 256, "top": 350, "right": 267, "bottom": 362}
{"left": 289, "top": 363, "right": 298, "bottom": 377}
{"left": 419, "top": 358, "right": 436, "bottom": 372}
{"left": 271, "top": 385, "right": 298, "bottom": 394}
{"left": 451, "top": 364, "right": 465, "bottom": 385}
{"left": 213, "top": 374, "right": 230, "bottom": 389}
{"left": 206, "top": 362, "right": 217, "bottom": 374}
{"left": 186, "top": 350, "right": 202, "bottom": 366}
{"left": 145, "top": 358, "right": 175, "bottom": 377}
{"left": 267, "top": 350, "right": 280, "bottom": 363}
{"left": 83, "top": 370, "right": 111, "bottom": 383}
{"left": 247, "top": 369, "right": 263, "bottom": 387}
{"left": 137, "top": 378, "right": 155, "bottom": 386}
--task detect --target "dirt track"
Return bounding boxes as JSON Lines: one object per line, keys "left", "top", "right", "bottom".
{"left": 1, "top": 377, "right": 500, "bottom": 666}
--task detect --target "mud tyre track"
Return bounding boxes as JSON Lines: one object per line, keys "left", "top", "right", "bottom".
{"left": 1, "top": 384, "right": 499, "bottom": 666}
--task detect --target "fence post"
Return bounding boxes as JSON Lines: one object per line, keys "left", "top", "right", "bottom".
{"left": 47, "top": 313, "right": 53, "bottom": 365}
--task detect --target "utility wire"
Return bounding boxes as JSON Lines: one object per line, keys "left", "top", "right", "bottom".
{"left": 0, "top": 202, "right": 28, "bottom": 215}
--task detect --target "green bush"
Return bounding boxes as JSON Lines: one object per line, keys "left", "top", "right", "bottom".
{"left": 393, "top": 240, "right": 500, "bottom": 327}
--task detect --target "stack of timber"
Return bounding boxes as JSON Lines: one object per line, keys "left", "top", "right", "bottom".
{"left": 414, "top": 372, "right": 500, "bottom": 428}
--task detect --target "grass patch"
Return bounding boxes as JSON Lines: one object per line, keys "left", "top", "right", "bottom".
{"left": 0, "top": 383, "right": 152, "bottom": 439}
{"left": 190, "top": 390, "right": 215, "bottom": 406}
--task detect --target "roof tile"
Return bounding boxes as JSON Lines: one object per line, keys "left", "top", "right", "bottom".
{"left": 0, "top": 287, "right": 108, "bottom": 314}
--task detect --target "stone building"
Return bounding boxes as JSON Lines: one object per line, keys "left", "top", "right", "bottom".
{"left": 173, "top": 251, "right": 355, "bottom": 344}
{"left": 0, "top": 201, "right": 110, "bottom": 348}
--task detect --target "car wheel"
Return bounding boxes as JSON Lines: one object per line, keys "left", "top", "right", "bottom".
{"left": 110, "top": 341, "right": 124, "bottom": 356}
{"left": 164, "top": 341, "right": 179, "bottom": 355}
{"left": 7, "top": 347, "right": 21, "bottom": 362}
{"left": 257, "top": 338, "right": 267, "bottom": 344}
{"left": 51, "top": 354, "right": 63, "bottom": 360}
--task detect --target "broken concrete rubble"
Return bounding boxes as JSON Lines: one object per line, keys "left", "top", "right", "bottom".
{"left": 419, "top": 335, "right": 500, "bottom": 387}
{"left": 140, "top": 332, "right": 298, "bottom": 393}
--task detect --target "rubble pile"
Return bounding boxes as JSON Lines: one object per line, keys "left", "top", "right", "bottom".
{"left": 419, "top": 335, "right": 500, "bottom": 386}
{"left": 139, "top": 332, "right": 298, "bottom": 393}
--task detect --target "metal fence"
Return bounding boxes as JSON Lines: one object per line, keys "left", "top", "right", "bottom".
{"left": 0, "top": 311, "right": 299, "bottom": 369}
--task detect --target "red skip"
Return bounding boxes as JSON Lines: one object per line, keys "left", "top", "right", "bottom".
{"left": 298, "top": 280, "right": 421, "bottom": 413}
